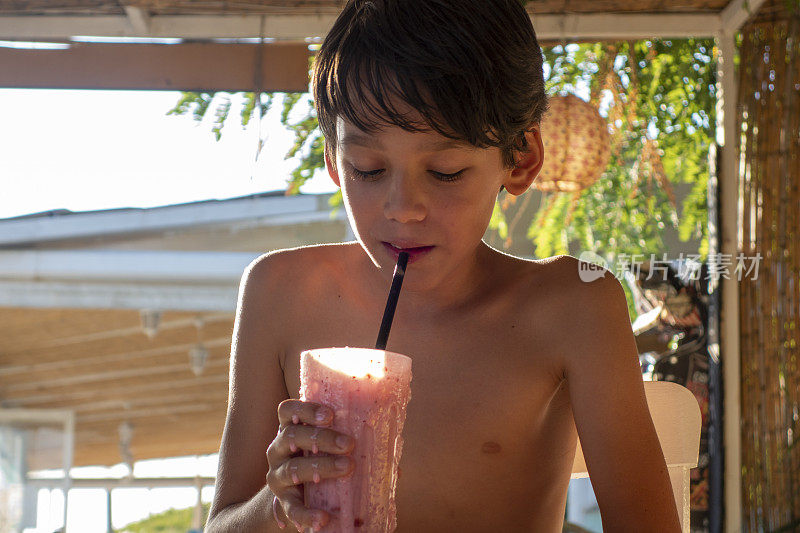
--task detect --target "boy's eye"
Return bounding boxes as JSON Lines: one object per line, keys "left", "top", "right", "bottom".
{"left": 352, "top": 167, "right": 383, "bottom": 181}
{"left": 351, "top": 167, "right": 465, "bottom": 182}
{"left": 432, "top": 170, "right": 466, "bottom": 182}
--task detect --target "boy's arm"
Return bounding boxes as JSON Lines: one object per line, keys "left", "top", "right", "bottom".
{"left": 206, "top": 253, "right": 292, "bottom": 532}
{"left": 562, "top": 269, "right": 682, "bottom": 532}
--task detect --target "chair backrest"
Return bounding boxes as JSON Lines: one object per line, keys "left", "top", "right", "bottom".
{"left": 570, "top": 380, "right": 702, "bottom": 532}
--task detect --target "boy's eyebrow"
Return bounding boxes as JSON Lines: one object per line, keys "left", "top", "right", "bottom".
{"left": 340, "top": 133, "right": 474, "bottom": 152}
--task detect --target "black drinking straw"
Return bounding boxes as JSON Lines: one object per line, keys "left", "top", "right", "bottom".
{"left": 375, "top": 251, "right": 409, "bottom": 350}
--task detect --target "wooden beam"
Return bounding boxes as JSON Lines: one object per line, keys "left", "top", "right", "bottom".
{"left": 0, "top": 279, "right": 239, "bottom": 311}
{"left": 27, "top": 477, "right": 216, "bottom": 489}
{"left": 715, "top": 27, "right": 743, "bottom": 533}
{"left": 123, "top": 6, "right": 151, "bottom": 35}
{"left": 2, "top": 356, "right": 230, "bottom": 392}
{"left": 71, "top": 436, "right": 223, "bottom": 467}
{"left": 0, "top": 13, "right": 726, "bottom": 41}
{"left": 1, "top": 315, "right": 233, "bottom": 363}
{"left": 78, "top": 409, "right": 228, "bottom": 436}
{"left": 1, "top": 373, "right": 229, "bottom": 406}
{"left": 0, "top": 336, "right": 232, "bottom": 374}
{"left": 78, "top": 401, "right": 223, "bottom": 423}
{"left": 532, "top": 12, "right": 722, "bottom": 40}
{"left": 0, "top": 14, "right": 334, "bottom": 40}
{"left": 0, "top": 41, "right": 310, "bottom": 91}
{"left": 720, "top": 0, "right": 768, "bottom": 33}
{"left": 21, "top": 312, "right": 232, "bottom": 351}
{"left": 60, "top": 390, "right": 229, "bottom": 415}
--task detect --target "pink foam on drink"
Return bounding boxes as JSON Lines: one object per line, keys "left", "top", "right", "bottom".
{"left": 300, "top": 347, "right": 412, "bottom": 532}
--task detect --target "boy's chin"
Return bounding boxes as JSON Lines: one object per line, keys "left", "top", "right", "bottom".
{"left": 357, "top": 242, "right": 419, "bottom": 278}
{"left": 359, "top": 242, "right": 399, "bottom": 273}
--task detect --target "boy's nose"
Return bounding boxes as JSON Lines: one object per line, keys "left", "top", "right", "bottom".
{"left": 383, "top": 175, "right": 427, "bottom": 223}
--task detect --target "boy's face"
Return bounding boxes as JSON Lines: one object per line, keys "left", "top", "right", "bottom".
{"left": 324, "top": 104, "right": 543, "bottom": 288}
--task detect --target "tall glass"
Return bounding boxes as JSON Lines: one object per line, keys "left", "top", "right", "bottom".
{"left": 300, "top": 347, "right": 413, "bottom": 532}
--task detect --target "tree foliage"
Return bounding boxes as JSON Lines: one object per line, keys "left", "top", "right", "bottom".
{"left": 114, "top": 503, "right": 210, "bottom": 533}
{"left": 166, "top": 37, "right": 720, "bottom": 270}
{"left": 517, "top": 38, "right": 718, "bottom": 264}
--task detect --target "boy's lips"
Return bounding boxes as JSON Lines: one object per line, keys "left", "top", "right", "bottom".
{"left": 381, "top": 241, "right": 435, "bottom": 264}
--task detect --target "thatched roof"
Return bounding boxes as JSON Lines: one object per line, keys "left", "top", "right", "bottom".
{"left": 0, "top": 0, "right": 732, "bottom": 17}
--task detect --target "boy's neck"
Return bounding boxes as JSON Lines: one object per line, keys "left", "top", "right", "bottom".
{"left": 358, "top": 240, "right": 501, "bottom": 317}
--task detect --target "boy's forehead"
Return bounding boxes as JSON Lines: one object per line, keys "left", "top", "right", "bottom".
{"left": 335, "top": 117, "right": 477, "bottom": 153}
{"left": 336, "top": 119, "right": 475, "bottom": 152}
{"left": 333, "top": 78, "right": 475, "bottom": 151}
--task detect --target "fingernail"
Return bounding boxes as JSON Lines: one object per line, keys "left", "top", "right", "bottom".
{"left": 291, "top": 471, "right": 300, "bottom": 484}
{"left": 335, "top": 456, "right": 350, "bottom": 470}
{"left": 315, "top": 409, "right": 329, "bottom": 422}
{"left": 310, "top": 428, "right": 319, "bottom": 454}
{"left": 292, "top": 413, "right": 300, "bottom": 425}
{"left": 311, "top": 460, "right": 320, "bottom": 483}
{"left": 272, "top": 496, "right": 287, "bottom": 529}
{"left": 289, "top": 441, "right": 298, "bottom": 453}
{"left": 336, "top": 434, "right": 351, "bottom": 449}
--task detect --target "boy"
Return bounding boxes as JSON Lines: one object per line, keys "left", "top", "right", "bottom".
{"left": 206, "top": 0, "right": 681, "bottom": 531}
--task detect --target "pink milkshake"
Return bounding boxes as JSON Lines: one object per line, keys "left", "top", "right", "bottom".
{"left": 300, "top": 347, "right": 412, "bottom": 532}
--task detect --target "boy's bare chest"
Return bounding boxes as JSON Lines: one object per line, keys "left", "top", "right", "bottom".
{"left": 281, "top": 293, "right": 564, "bottom": 408}
{"left": 280, "top": 292, "right": 576, "bottom": 530}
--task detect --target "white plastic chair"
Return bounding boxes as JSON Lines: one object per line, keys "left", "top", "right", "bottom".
{"left": 570, "top": 380, "right": 702, "bottom": 532}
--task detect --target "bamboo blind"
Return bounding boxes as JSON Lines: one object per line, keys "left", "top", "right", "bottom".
{"left": 737, "top": 1, "right": 800, "bottom": 531}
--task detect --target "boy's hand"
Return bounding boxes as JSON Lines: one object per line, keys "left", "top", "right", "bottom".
{"left": 267, "top": 399, "right": 355, "bottom": 531}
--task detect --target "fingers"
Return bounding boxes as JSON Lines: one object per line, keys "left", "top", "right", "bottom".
{"left": 269, "top": 400, "right": 354, "bottom": 532}
{"left": 273, "top": 487, "right": 328, "bottom": 532}
{"left": 270, "top": 453, "right": 354, "bottom": 489}
{"left": 278, "top": 399, "right": 333, "bottom": 429}
{"left": 269, "top": 424, "right": 354, "bottom": 466}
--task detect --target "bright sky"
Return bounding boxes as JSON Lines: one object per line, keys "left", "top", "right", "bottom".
{"left": 0, "top": 88, "right": 336, "bottom": 220}
{"left": 1, "top": 87, "right": 336, "bottom": 531}
{"left": 28, "top": 454, "right": 219, "bottom": 531}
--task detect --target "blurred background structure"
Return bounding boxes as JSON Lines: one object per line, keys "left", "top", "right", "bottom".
{"left": 0, "top": 192, "right": 351, "bottom": 531}
{"left": 0, "top": 0, "right": 798, "bottom": 532}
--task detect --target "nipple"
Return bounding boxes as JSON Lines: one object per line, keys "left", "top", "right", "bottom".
{"left": 481, "top": 441, "right": 502, "bottom": 454}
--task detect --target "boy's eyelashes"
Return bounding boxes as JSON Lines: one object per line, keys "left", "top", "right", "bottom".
{"left": 349, "top": 166, "right": 466, "bottom": 183}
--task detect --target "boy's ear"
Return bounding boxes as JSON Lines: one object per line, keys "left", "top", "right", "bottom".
{"left": 324, "top": 148, "right": 342, "bottom": 188}
{"left": 503, "top": 126, "right": 544, "bottom": 196}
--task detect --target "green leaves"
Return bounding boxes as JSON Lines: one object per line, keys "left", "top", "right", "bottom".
{"left": 166, "top": 36, "right": 713, "bottom": 275}
{"left": 488, "top": 201, "right": 509, "bottom": 240}
{"left": 165, "top": 91, "right": 215, "bottom": 122}
{"left": 526, "top": 39, "right": 714, "bottom": 269}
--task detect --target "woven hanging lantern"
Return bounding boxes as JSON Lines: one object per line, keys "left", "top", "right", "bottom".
{"left": 533, "top": 94, "right": 611, "bottom": 192}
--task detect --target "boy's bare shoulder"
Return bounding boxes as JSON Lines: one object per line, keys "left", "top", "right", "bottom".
{"left": 246, "top": 242, "right": 359, "bottom": 288}
{"left": 524, "top": 252, "right": 622, "bottom": 295}
{"left": 504, "top": 252, "right": 592, "bottom": 297}
{"left": 528, "top": 254, "right": 630, "bottom": 364}
{"left": 507, "top": 252, "right": 624, "bottom": 338}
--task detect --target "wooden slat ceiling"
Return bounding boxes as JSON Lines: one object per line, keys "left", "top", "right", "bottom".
{"left": 0, "top": 0, "right": 739, "bottom": 467}
{"left": 0, "top": 307, "right": 234, "bottom": 467}
{"left": 0, "top": 0, "right": 733, "bottom": 16}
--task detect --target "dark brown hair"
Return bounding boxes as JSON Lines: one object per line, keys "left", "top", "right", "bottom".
{"left": 312, "top": 0, "right": 549, "bottom": 170}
